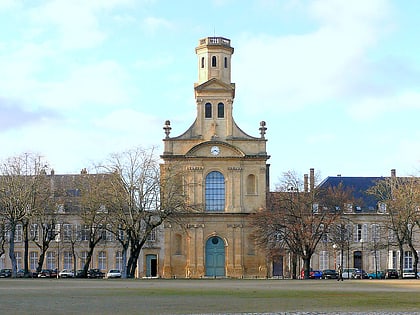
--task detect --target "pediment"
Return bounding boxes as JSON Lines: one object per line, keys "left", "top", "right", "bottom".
{"left": 186, "top": 141, "right": 244, "bottom": 158}
{"left": 194, "top": 78, "right": 234, "bottom": 92}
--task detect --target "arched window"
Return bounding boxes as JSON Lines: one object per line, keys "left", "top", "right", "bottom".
{"left": 217, "top": 103, "right": 224, "bottom": 118}
{"left": 246, "top": 174, "right": 256, "bottom": 194}
{"left": 201, "top": 57, "right": 205, "bottom": 68}
{"left": 224, "top": 57, "right": 228, "bottom": 68}
{"left": 205, "top": 103, "right": 212, "bottom": 118}
{"left": 211, "top": 56, "right": 217, "bottom": 67}
{"left": 205, "top": 171, "right": 225, "bottom": 211}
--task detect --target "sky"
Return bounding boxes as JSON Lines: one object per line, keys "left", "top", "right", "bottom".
{"left": 1, "top": 0, "right": 420, "bottom": 186}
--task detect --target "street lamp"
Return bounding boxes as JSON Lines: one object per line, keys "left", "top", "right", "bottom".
{"left": 332, "top": 244, "right": 338, "bottom": 269}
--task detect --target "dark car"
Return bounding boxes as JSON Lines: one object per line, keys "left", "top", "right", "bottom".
{"left": 385, "top": 268, "right": 399, "bottom": 279}
{"left": 0, "top": 268, "right": 12, "bottom": 278}
{"left": 352, "top": 269, "right": 368, "bottom": 279}
{"left": 322, "top": 269, "right": 338, "bottom": 279}
{"left": 87, "top": 268, "right": 105, "bottom": 279}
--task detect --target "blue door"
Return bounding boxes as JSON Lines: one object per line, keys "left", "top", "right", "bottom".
{"left": 205, "top": 236, "right": 225, "bottom": 277}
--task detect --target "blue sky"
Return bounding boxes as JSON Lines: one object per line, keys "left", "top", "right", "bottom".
{"left": 1, "top": 0, "right": 420, "bottom": 185}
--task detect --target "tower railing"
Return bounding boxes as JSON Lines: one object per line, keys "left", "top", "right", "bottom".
{"left": 199, "top": 37, "right": 230, "bottom": 47}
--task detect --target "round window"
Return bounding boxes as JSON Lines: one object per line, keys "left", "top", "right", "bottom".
{"left": 212, "top": 237, "right": 219, "bottom": 245}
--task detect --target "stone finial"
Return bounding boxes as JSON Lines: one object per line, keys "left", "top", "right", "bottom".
{"left": 259, "top": 121, "right": 267, "bottom": 138}
{"left": 163, "top": 120, "right": 172, "bottom": 138}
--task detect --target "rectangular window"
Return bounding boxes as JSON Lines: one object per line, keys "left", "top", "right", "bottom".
{"left": 63, "top": 251, "right": 73, "bottom": 270}
{"left": 81, "top": 225, "right": 90, "bottom": 241}
{"left": 15, "top": 252, "right": 22, "bottom": 270}
{"left": 80, "top": 251, "right": 88, "bottom": 269}
{"left": 404, "top": 251, "right": 413, "bottom": 269}
{"left": 14, "top": 224, "right": 23, "bottom": 242}
{"left": 46, "top": 251, "right": 56, "bottom": 269}
{"left": 63, "top": 224, "right": 73, "bottom": 242}
{"left": 98, "top": 251, "right": 106, "bottom": 270}
{"left": 319, "top": 251, "right": 328, "bottom": 270}
{"left": 116, "top": 251, "right": 123, "bottom": 270}
{"left": 30, "top": 224, "right": 39, "bottom": 242}
{"left": 147, "top": 229, "right": 156, "bottom": 242}
{"left": 30, "top": 252, "right": 38, "bottom": 270}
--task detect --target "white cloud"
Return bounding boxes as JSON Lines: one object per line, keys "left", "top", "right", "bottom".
{"left": 33, "top": 61, "right": 131, "bottom": 110}
{"left": 141, "top": 17, "right": 173, "bottom": 34}
{"left": 233, "top": 0, "right": 391, "bottom": 115}
{"left": 348, "top": 91, "right": 420, "bottom": 120}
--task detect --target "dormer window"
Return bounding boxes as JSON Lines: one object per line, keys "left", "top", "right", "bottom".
{"left": 211, "top": 56, "right": 217, "bottom": 67}
{"left": 205, "top": 103, "right": 212, "bottom": 118}
{"left": 217, "top": 103, "right": 224, "bottom": 118}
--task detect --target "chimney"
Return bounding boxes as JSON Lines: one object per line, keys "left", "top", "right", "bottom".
{"left": 391, "top": 169, "right": 396, "bottom": 178}
{"left": 310, "top": 168, "right": 315, "bottom": 191}
{"left": 304, "top": 174, "right": 309, "bottom": 193}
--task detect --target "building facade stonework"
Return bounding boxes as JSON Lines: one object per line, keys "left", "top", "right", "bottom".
{"left": 160, "top": 37, "right": 270, "bottom": 278}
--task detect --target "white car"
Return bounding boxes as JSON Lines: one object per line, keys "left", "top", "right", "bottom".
{"left": 402, "top": 269, "right": 416, "bottom": 279}
{"left": 106, "top": 269, "right": 122, "bottom": 279}
{"left": 58, "top": 269, "right": 74, "bottom": 278}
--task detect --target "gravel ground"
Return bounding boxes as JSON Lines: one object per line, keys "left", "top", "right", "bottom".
{"left": 1, "top": 278, "right": 420, "bottom": 314}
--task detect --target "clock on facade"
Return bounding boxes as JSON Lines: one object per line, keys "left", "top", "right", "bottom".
{"left": 210, "top": 146, "right": 220, "bottom": 155}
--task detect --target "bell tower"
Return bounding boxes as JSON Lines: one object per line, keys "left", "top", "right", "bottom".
{"left": 194, "top": 37, "right": 235, "bottom": 141}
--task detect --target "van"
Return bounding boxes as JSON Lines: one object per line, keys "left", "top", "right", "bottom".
{"left": 342, "top": 268, "right": 358, "bottom": 279}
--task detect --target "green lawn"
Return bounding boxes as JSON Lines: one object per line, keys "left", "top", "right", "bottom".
{"left": 0, "top": 278, "right": 419, "bottom": 314}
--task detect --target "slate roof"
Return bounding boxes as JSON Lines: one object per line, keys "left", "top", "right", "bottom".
{"left": 318, "top": 176, "right": 387, "bottom": 213}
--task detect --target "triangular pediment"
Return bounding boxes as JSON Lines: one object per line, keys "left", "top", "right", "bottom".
{"left": 194, "top": 78, "right": 235, "bottom": 92}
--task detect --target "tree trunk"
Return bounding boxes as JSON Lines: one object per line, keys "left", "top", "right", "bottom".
{"left": 23, "top": 222, "right": 30, "bottom": 277}
{"left": 8, "top": 225, "right": 17, "bottom": 278}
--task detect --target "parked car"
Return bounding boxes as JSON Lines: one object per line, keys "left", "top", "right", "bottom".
{"left": 300, "top": 268, "right": 322, "bottom": 279}
{"left": 353, "top": 269, "right": 368, "bottom": 279}
{"left": 75, "top": 269, "right": 86, "bottom": 278}
{"left": 342, "top": 268, "right": 358, "bottom": 279}
{"left": 16, "top": 269, "right": 36, "bottom": 278}
{"left": 87, "top": 268, "right": 105, "bottom": 279}
{"left": 38, "top": 269, "right": 57, "bottom": 278}
{"left": 402, "top": 269, "right": 417, "bottom": 279}
{"left": 367, "top": 270, "right": 385, "bottom": 279}
{"left": 58, "top": 269, "right": 74, "bottom": 278}
{"left": 384, "top": 268, "right": 399, "bottom": 279}
{"left": 106, "top": 269, "right": 122, "bottom": 279}
{"left": 0, "top": 268, "right": 12, "bottom": 278}
{"left": 322, "top": 269, "right": 338, "bottom": 279}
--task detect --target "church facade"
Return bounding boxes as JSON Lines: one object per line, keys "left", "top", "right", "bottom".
{"left": 160, "top": 37, "right": 270, "bottom": 278}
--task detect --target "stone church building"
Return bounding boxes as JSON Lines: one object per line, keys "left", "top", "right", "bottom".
{"left": 160, "top": 37, "right": 270, "bottom": 278}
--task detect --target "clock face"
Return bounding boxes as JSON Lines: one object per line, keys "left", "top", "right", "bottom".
{"left": 210, "top": 146, "right": 220, "bottom": 155}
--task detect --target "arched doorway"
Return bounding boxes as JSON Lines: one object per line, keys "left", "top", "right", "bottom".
{"left": 205, "top": 236, "right": 225, "bottom": 277}
{"left": 146, "top": 254, "right": 157, "bottom": 277}
{"left": 273, "top": 255, "right": 284, "bottom": 278}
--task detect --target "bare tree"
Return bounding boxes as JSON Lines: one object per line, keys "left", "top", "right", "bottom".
{"left": 252, "top": 171, "right": 353, "bottom": 279}
{"left": 0, "top": 153, "right": 50, "bottom": 277}
{"left": 370, "top": 176, "right": 420, "bottom": 277}
{"left": 76, "top": 173, "right": 111, "bottom": 277}
{"left": 100, "top": 146, "right": 188, "bottom": 278}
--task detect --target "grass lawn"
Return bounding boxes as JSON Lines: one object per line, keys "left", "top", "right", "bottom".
{"left": 1, "top": 278, "right": 420, "bottom": 314}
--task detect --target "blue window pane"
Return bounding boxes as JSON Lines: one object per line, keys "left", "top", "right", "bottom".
{"left": 205, "top": 171, "right": 225, "bottom": 211}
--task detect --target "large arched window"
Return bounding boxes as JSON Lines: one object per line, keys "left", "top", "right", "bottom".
{"left": 217, "top": 103, "right": 224, "bottom": 118}
{"left": 205, "top": 103, "right": 212, "bottom": 118}
{"left": 205, "top": 171, "right": 225, "bottom": 211}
